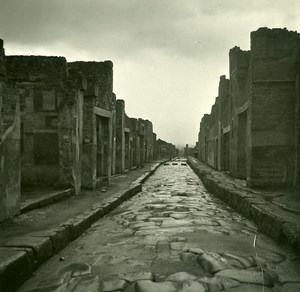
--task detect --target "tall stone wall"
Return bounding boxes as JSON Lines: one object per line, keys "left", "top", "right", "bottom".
{"left": 68, "top": 61, "right": 114, "bottom": 188}
{"left": 248, "top": 28, "right": 300, "bottom": 187}
{"left": 6, "top": 55, "right": 67, "bottom": 186}
{"left": 0, "top": 39, "right": 21, "bottom": 221}
{"left": 198, "top": 27, "right": 300, "bottom": 188}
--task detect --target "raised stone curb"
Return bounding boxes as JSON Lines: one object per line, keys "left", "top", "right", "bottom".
{"left": 0, "top": 160, "right": 166, "bottom": 292}
{"left": 187, "top": 157, "right": 300, "bottom": 254}
{"left": 20, "top": 188, "right": 74, "bottom": 213}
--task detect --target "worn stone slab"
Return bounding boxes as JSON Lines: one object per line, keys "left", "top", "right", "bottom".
{"left": 28, "top": 226, "right": 71, "bottom": 253}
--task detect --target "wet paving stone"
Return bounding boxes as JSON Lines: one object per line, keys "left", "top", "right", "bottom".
{"left": 18, "top": 159, "right": 300, "bottom": 292}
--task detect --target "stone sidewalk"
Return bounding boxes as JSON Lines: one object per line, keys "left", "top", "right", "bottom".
{"left": 187, "top": 157, "right": 300, "bottom": 255}
{"left": 0, "top": 160, "right": 167, "bottom": 292}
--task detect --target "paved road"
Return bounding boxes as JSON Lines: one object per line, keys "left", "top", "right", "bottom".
{"left": 19, "top": 159, "right": 300, "bottom": 292}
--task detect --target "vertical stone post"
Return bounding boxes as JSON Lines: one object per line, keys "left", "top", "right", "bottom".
{"left": 111, "top": 94, "right": 116, "bottom": 175}
{"left": 116, "top": 99, "right": 125, "bottom": 173}
{"left": 107, "top": 116, "right": 112, "bottom": 185}
{"left": 81, "top": 97, "right": 97, "bottom": 188}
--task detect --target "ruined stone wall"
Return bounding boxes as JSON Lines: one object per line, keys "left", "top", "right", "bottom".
{"left": 0, "top": 40, "right": 21, "bottom": 221}
{"left": 198, "top": 27, "right": 300, "bottom": 188}
{"left": 157, "top": 138, "right": 176, "bottom": 158}
{"left": 6, "top": 55, "right": 67, "bottom": 187}
{"left": 68, "top": 61, "right": 114, "bottom": 187}
{"left": 249, "top": 28, "right": 300, "bottom": 187}
{"left": 68, "top": 61, "right": 113, "bottom": 111}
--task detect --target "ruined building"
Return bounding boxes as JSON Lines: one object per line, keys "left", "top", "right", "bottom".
{"left": 198, "top": 27, "right": 300, "bottom": 188}
{"left": 0, "top": 39, "right": 176, "bottom": 222}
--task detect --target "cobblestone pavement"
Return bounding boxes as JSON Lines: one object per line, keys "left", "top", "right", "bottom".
{"left": 19, "top": 159, "right": 300, "bottom": 292}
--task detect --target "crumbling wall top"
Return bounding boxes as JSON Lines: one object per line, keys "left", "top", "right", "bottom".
{"left": 6, "top": 55, "right": 67, "bottom": 82}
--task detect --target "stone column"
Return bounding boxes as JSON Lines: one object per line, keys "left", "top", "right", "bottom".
{"left": 116, "top": 99, "right": 125, "bottom": 173}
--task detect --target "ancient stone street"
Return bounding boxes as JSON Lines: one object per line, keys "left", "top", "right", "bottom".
{"left": 19, "top": 159, "right": 300, "bottom": 292}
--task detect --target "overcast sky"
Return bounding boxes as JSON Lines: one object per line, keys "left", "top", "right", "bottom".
{"left": 0, "top": 0, "right": 299, "bottom": 146}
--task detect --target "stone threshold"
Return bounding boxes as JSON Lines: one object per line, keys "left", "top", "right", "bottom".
{"left": 0, "top": 160, "right": 167, "bottom": 292}
{"left": 20, "top": 189, "right": 74, "bottom": 214}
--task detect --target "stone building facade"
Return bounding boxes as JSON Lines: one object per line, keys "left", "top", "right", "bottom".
{"left": 198, "top": 27, "right": 300, "bottom": 188}
{"left": 68, "top": 61, "right": 114, "bottom": 189}
{"left": 6, "top": 55, "right": 86, "bottom": 195}
{"left": 0, "top": 39, "right": 176, "bottom": 222}
{"left": 116, "top": 100, "right": 156, "bottom": 173}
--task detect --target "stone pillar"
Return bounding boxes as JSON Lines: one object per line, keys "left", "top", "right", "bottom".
{"left": 81, "top": 97, "right": 97, "bottom": 189}
{"left": 58, "top": 74, "right": 85, "bottom": 194}
{"left": 249, "top": 28, "right": 300, "bottom": 187}
{"left": 116, "top": 99, "right": 125, "bottom": 173}
{"left": 111, "top": 94, "right": 116, "bottom": 175}
{"left": 296, "top": 74, "right": 300, "bottom": 187}
{"left": 107, "top": 116, "right": 112, "bottom": 185}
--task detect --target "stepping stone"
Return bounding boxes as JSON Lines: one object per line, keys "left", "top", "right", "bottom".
{"left": 216, "top": 269, "right": 273, "bottom": 287}
{"left": 135, "top": 280, "right": 177, "bottom": 292}
{"left": 165, "top": 272, "right": 197, "bottom": 282}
